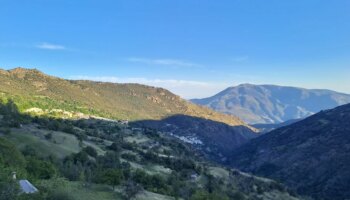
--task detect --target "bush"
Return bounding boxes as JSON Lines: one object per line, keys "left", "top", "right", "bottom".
{"left": 123, "top": 180, "right": 143, "bottom": 199}
{"left": 47, "top": 189, "right": 75, "bottom": 200}
{"left": 26, "top": 157, "right": 57, "bottom": 180}
{"left": 190, "top": 190, "right": 230, "bottom": 200}
{"left": 3, "top": 128, "right": 11, "bottom": 135}
{"left": 0, "top": 180, "right": 19, "bottom": 200}
{"left": 121, "top": 153, "right": 137, "bottom": 161}
{"left": 102, "top": 169, "right": 124, "bottom": 189}
{"left": 45, "top": 133, "right": 53, "bottom": 140}
{"left": 0, "top": 138, "right": 26, "bottom": 168}
{"left": 82, "top": 146, "right": 98, "bottom": 158}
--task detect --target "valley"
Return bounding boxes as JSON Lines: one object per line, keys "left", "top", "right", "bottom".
{"left": 0, "top": 98, "right": 299, "bottom": 200}
{"left": 2, "top": 2, "right": 349, "bottom": 199}
{"left": 1, "top": 67, "right": 349, "bottom": 200}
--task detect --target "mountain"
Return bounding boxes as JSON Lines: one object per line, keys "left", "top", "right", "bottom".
{"left": 228, "top": 103, "right": 350, "bottom": 200}
{"left": 132, "top": 115, "right": 256, "bottom": 162}
{"left": 251, "top": 118, "right": 302, "bottom": 133}
{"left": 191, "top": 84, "right": 350, "bottom": 124}
{"left": 0, "top": 67, "right": 256, "bottom": 158}
{"left": 0, "top": 89, "right": 302, "bottom": 200}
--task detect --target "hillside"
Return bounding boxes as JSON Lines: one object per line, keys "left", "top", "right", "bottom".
{"left": 132, "top": 115, "right": 256, "bottom": 162}
{"left": 0, "top": 68, "right": 256, "bottom": 157}
{"left": 0, "top": 68, "right": 247, "bottom": 126}
{"left": 0, "top": 100, "right": 302, "bottom": 200}
{"left": 191, "top": 84, "right": 350, "bottom": 124}
{"left": 228, "top": 103, "right": 350, "bottom": 200}
{"left": 251, "top": 118, "right": 302, "bottom": 133}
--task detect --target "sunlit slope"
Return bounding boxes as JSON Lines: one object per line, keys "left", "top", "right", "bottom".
{"left": 0, "top": 68, "right": 250, "bottom": 127}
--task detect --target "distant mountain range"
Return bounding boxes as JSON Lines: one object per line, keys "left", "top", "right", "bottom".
{"left": 0, "top": 68, "right": 256, "bottom": 159}
{"left": 228, "top": 103, "right": 350, "bottom": 200}
{"left": 191, "top": 84, "right": 350, "bottom": 124}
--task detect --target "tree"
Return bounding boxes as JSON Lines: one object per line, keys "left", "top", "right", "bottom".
{"left": 190, "top": 190, "right": 230, "bottom": 200}
{"left": 82, "top": 146, "right": 98, "bottom": 158}
{"left": 0, "top": 138, "right": 26, "bottom": 200}
{"left": 0, "top": 138, "right": 26, "bottom": 168}
{"left": 107, "top": 142, "right": 121, "bottom": 152}
{"left": 0, "top": 99, "right": 23, "bottom": 127}
{"left": 0, "top": 166, "right": 19, "bottom": 200}
{"left": 72, "top": 151, "right": 89, "bottom": 164}
{"left": 45, "top": 133, "right": 53, "bottom": 140}
{"left": 26, "top": 157, "right": 57, "bottom": 180}
{"left": 102, "top": 169, "right": 124, "bottom": 190}
{"left": 124, "top": 180, "right": 142, "bottom": 200}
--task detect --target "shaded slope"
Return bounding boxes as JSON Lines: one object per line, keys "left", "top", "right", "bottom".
{"left": 0, "top": 67, "right": 256, "bottom": 158}
{"left": 132, "top": 115, "right": 257, "bottom": 162}
{"left": 251, "top": 118, "right": 303, "bottom": 133}
{"left": 191, "top": 84, "right": 350, "bottom": 124}
{"left": 0, "top": 100, "right": 302, "bottom": 200}
{"left": 228, "top": 103, "right": 350, "bottom": 200}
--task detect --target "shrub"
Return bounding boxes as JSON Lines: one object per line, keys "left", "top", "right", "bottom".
{"left": 121, "top": 153, "right": 137, "bottom": 161}
{"left": 82, "top": 146, "right": 98, "bottom": 158}
{"left": 26, "top": 157, "right": 57, "bottom": 180}
{"left": 47, "top": 189, "right": 75, "bottom": 200}
{"left": 102, "top": 169, "right": 124, "bottom": 189}
{"left": 45, "top": 133, "right": 53, "bottom": 140}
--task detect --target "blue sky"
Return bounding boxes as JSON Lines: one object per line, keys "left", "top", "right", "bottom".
{"left": 1, "top": 0, "right": 349, "bottom": 98}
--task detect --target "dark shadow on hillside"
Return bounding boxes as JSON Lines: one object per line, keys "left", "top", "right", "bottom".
{"left": 0, "top": 99, "right": 256, "bottom": 163}
{"left": 0, "top": 100, "right": 304, "bottom": 200}
{"left": 0, "top": 100, "right": 214, "bottom": 199}
{"left": 228, "top": 103, "right": 350, "bottom": 200}
{"left": 130, "top": 114, "right": 257, "bottom": 162}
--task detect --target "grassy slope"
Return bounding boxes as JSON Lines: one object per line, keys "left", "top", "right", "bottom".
{"left": 5, "top": 125, "right": 104, "bottom": 159}
{"left": 0, "top": 68, "right": 250, "bottom": 127}
{"left": 2, "top": 125, "right": 177, "bottom": 200}
{"left": 0, "top": 117, "right": 300, "bottom": 200}
{"left": 36, "top": 180, "right": 174, "bottom": 200}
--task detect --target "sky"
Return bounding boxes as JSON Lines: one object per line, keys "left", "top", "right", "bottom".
{"left": 0, "top": 0, "right": 349, "bottom": 98}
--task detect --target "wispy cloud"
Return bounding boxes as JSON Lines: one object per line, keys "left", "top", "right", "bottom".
{"left": 36, "top": 42, "right": 66, "bottom": 50}
{"left": 69, "top": 75, "right": 228, "bottom": 99}
{"left": 127, "top": 57, "right": 202, "bottom": 68}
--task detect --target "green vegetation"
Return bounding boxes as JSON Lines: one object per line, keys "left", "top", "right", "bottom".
{"left": 229, "top": 103, "right": 350, "bottom": 200}
{"left": 0, "top": 68, "right": 249, "bottom": 126}
{"left": 0, "top": 68, "right": 258, "bottom": 164}
{"left": 0, "top": 99, "right": 301, "bottom": 200}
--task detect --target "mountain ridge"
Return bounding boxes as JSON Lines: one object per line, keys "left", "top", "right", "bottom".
{"left": 191, "top": 83, "right": 350, "bottom": 124}
{"left": 0, "top": 67, "right": 257, "bottom": 160}
{"left": 228, "top": 103, "right": 350, "bottom": 200}
{"left": 0, "top": 67, "right": 248, "bottom": 125}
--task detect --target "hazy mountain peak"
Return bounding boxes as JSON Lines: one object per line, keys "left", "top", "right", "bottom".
{"left": 191, "top": 84, "right": 350, "bottom": 124}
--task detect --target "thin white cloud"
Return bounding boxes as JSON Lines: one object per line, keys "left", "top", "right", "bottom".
{"left": 127, "top": 57, "right": 202, "bottom": 68}
{"left": 36, "top": 42, "right": 66, "bottom": 50}
{"left": 69, "top": 75, "right": 228, "bottom": 99}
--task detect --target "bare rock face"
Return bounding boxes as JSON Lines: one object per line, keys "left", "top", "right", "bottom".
{"left": 228, "top": 103, "right": 350, "bottom": 200}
